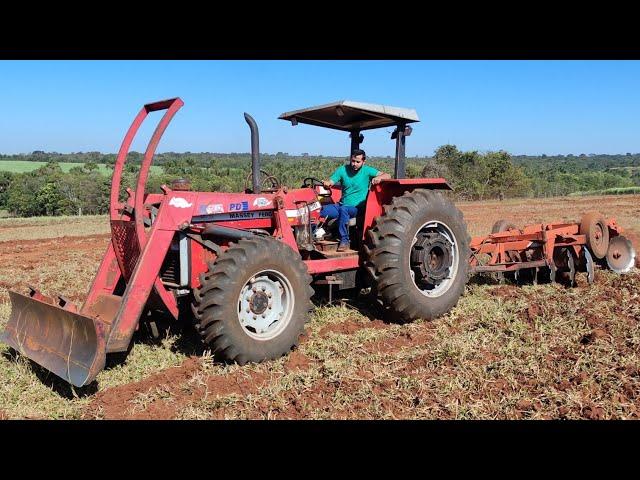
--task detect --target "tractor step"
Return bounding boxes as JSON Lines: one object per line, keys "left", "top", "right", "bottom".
{"left": 314, "top": 240, "right": 358, "bottom": 256}
{"left": 314, "top": 275, "right": 344, "bottom": 304}
{"left": 315, "top": 240, "right": 340, "bottom": 251}
{"left": 317, "top": 247, "right": 359, "bottom": 257}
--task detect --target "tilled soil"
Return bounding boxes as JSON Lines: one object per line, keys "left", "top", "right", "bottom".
{"left": 83, "top": 357, "right": 274, "bottom": 420}
{"left": 1, "top": 196, "right": 639, "bottom": 419}
{"left": 0, "top": 234, "right": 110, "bottom": 304}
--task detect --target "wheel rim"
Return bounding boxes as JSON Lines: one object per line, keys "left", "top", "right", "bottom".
{"left": 237, "top": 269, "right": 294, "bottom": 340}
{"left": 592, "top": 222, "right": 605, "bottom": 251}
{"left": 410, "top": 221, "right": 459, "bottom": 298}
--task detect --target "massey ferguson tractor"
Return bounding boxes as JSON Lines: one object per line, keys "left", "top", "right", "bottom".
{"left": 1, "top": 98, "right": 635, "bottom": 388}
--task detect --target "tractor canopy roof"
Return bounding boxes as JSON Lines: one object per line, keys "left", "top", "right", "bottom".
{"left": 278, "top": 100, "right": 419, "bottom": 132}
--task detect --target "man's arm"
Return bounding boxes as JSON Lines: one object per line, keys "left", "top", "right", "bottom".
{"left": 323, "top": 166, "right": 343, "bottom": 188}
{"left": 371, "top": 172, "right": 391, "bottom": 185}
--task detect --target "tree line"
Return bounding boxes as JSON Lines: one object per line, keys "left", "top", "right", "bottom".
{"left": 0, "top": 148, "right": 638, "bottom": 217}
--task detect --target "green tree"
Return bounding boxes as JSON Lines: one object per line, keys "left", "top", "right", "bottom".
{"left": 420, "top": 159, "right": 451, "bottom": 179}
{"left": 6, "top": 174, "right": 44, "bottom": 216}
{"left": 0, "top": 171, "right": 14, "bottom": 209}
{"left": 36, "top": 182, "right": 64, "bottom": 216}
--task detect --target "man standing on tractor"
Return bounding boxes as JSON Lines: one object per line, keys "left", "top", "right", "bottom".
{"left": 322, "top": 149, "right": 391, "bottom": 251}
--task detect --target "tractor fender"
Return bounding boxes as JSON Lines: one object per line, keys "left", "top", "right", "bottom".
{"left": 362, "top": 178, "right": 452, "bottom": 236}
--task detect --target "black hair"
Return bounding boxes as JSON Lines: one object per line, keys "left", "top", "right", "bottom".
{"left": 351, "top": 148, "right": 366, "bottom": 160}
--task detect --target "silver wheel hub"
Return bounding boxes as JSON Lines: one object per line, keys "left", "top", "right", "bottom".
{"left": 238, "top": 270, "right": 294, "bottom": 340}
{"left": 410, "top": 221, "right": 459, "bottom": 298}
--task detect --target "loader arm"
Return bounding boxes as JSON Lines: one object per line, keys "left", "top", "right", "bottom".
{"left": 0, "top": 98, "right": 185, "bottom": 387}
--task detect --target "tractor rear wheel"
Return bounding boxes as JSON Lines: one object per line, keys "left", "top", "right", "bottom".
{"left": 191, "top": 237, "right": 314, "bottom": 365}
{"left": 364, "top": 189, "right": 470, "bottom": 322}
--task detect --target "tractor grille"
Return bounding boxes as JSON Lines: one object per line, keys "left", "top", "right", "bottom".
{"left": 160, "top": 251, "right": 180, "bottom": 286}
{"left": 111, "top": 220, "right": 141, "bottom": 280}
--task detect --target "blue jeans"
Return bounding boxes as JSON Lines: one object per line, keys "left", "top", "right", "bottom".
{"left": 320, "top": 203, "right": 359, "bottom": 244}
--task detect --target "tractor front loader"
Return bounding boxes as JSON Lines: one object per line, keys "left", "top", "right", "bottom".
{"left": 1, "top": 99, "right": 189, "bottom": 386}
{"left": 2, "top": 98, "right": 473, "bottom": 387}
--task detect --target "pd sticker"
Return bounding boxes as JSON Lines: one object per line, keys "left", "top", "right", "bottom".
{"left": 229, "top": 201, "right": 249, "bottom": 211}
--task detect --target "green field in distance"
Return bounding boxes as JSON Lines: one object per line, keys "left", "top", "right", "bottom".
{"left": 0, "top": 161, "right": 162, "bottom": 175}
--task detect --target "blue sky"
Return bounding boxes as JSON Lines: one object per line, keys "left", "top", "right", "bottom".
{"left": 0, "top": 60, "right": 638, "bottom": 157}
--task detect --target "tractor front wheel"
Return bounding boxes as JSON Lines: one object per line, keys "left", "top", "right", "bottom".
{"left": 191, "top": 237, "right": 314, "bottom": 365}
{"left": 365, "top": 189, "right": 470, "bottom": 322}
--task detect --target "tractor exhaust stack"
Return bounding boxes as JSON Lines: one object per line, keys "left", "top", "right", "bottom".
{"left": 244, "top": 112, "right": 261, "bottom": 194}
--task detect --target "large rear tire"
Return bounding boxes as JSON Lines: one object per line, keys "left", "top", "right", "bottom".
{"left": 364, "top": 189, "right": 470, "bottom": 322}
{"left": 191, "top": 237, "right": 314, "bottom": 365}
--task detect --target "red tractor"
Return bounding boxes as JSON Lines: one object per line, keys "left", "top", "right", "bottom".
{"left": 1, "top": 98, "right": 471, "bottom": 387}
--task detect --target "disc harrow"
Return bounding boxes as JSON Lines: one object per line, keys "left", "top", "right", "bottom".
{"left": 469, "top": 211, "right": 636, "bottom": 285}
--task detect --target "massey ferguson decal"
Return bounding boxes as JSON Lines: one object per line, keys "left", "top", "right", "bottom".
{"left": 253, "top": 197, "right": 272, "bottom": 207}
{"left": 169, "top": 197, "right": 193, "bottom": 208}
{"left": 192, "top": 210, "right": 274, "bottom": 222}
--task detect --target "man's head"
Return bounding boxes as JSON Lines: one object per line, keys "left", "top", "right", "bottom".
{"left": 350, "top": 149, "right": 366, "bottom": 171}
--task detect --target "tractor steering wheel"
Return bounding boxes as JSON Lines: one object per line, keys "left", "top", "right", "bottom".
{"left": 302, "top": 177, "right": 325, "bottom": 188}
{"left": 302, "top": 177, "right": 332, "bottom": 197}
{"left": 244, "top": 170, "right": 281, "bottom": 193}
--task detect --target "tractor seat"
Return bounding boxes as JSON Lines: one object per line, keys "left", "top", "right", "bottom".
{"left": 324, "top": 216, "right": 358, "bottom": 228}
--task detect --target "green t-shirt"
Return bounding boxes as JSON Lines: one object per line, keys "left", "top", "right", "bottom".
{"left": 330, "top": 164, "right": 380, "bottom": 208}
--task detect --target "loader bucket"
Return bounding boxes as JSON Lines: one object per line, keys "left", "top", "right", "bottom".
{"left": 0, "top": 291, "right": 108, "bottom": 387}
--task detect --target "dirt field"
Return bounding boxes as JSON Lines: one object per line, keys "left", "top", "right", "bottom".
{"left": 0, "top": 195, "right": 638, "bottom": 419}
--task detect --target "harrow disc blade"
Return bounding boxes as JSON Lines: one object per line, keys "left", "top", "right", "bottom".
{"left": 0, "top": 290, "right": 108, "bottom": 387}
{"left": 567, "top": 248, "right": 576, "bottom": 287}
{"left": 606, "top": 236, "right": 636, "bottom": 274}
{"left": 584, "top": 247, "right": 595, "bottom": 285}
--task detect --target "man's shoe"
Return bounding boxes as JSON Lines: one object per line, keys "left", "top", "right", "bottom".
{"left": 337, "top": 241, "right": 350, "bottom": 252}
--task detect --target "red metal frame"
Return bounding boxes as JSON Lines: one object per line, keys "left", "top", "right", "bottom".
{"left": 99, "top": 98, "right": 185, "bottom": 351}
{"left": 469, "top": 219, "right": 624, "bottom": 274}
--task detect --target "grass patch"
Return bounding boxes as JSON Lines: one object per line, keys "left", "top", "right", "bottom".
{"left": 568, "top": 187, "right": 640, "bottom": 196}
{"left": 0, "top": 160, "right": 162, "bottom": 175}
